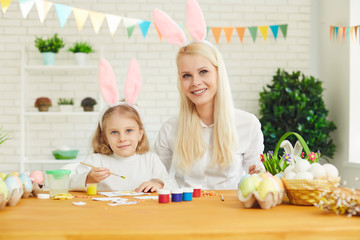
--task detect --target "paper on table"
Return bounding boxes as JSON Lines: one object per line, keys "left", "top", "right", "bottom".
{"left": 133, "top": 196, "right": 158, "bottom": 200}
{"left": 98, "top": 191, "right": 150, "bottom": 197}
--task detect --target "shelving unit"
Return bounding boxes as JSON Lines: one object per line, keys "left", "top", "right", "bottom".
{"left": 20, "top": 47, "right": 104, "bottom": 172}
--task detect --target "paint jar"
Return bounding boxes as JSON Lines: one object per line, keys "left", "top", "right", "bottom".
{"left": 193, "top": 185, "right": 202, "bottom": 197}
{"left": 45, "top": 169, "right": 71, "bottom": 197}
{"left": 171, "top": 189, "right": 183, "bottom": 202}
{"left": 86, "top": 183, "right": 97, "bottom": 195}
{"left": 182, "top": 188, "right": 193, "bottom": 201}
{"left": 158, "top": 189, "right": 170, "bottom": 203}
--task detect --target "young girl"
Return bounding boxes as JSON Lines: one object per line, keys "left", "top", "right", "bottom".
{"left": 69, "top": 59, "right": 177, "bottom": 192}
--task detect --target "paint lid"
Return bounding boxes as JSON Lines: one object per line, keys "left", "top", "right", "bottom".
{"left": 171, "top": 189, "right": 183, "bottom": 194}
{"left": 157, "top": 189, "right": 170, "bottom": 195}
{"left": 192, "top": 185, "right": 202, "bottom": 189}
{"left": 45, "top": 169, "right": 71, "bottom": 175}
{"left": 182, "top": 187, "right": 193, "bottom": 193}
{"left": 37, "top": 193, "right": 50, "bottom": 199}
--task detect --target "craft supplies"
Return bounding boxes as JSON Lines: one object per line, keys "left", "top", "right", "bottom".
{"left": 182, "top": 188, "right": 193, "bottom": 201}
{"left": 192, "top": 185, "right": 202, "bottom": 197}
{"left": 86, "top": 183, "right": 97, "bottom": 195}
{"left": 158, "top": 189, "right": 170, "bottom": 203}
{"left": 37, "top": 193, "right": 50, "bottom": 199}
{"left": 51, "top": 193, "right": 74, "bottom": 200}
{"left": 220, "top": 194, "right": 224, "bottom": 201}
{"left": 72, "top": 201, "right": 87, "bottom": 206}
{"left": 80, "top": 162, "right": 125, "bottom": 179}
{"left": 45, "top": 169, "right": 71, "bottom": 197}
{"left": 171, "top": 189, "right": 183, "bottom": 202}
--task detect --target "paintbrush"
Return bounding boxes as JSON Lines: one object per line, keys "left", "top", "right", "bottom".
{"left": 80, "top": 162, "right": 125, "bottom": 179}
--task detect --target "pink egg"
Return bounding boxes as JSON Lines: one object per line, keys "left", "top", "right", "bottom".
{"left": 29, "top": 170, "right": 45, "bottom": 185}
{"left": 259, "top": 172, "right": 273, "bottom": 179}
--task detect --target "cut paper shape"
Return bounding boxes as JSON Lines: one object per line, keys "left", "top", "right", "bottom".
{"left": 211, "top": 27, "right": 222, "bottom": 44}
{"left": 206, "top": 26, "right": 211, "bottom": 38}
{"left": 89, "top": 11, "right": 105, "bottom": 34}
{"left": 139, "top": 20, "right": 151, "bottom": 38}
{"left": 223, "top": 27, "right": 234, "bottom": 43}
{"left": 258, "top": 26, "right": 268, "bottom": 41}
{"left": 279, "top": 24, "right": 288, "bottom": 39}
{"left": 124, "top": 58, "right": 141, "bottom": 105}
{"left": 248, "top": 26, "right": 258, "bottom": 42}
{"left": 98, "top": 191, "right": 149, "bottom": 197}
{"left": 106, "top": 14, "right": 122, "bottom": 36}
{"left": 1, "top": 0, "right": 12, "bottom": 13}
{"left": 55, "top": 3, "right": 72, "bottom": 28}
{"left": 354, "top": 26, "right": 358, "bottom": 41}
{"left": 346, "top": 27, "right": 350, "bottom": 44}
{"left": 270, "top": 25, "right": 279, "bottom": 40}
{"left": 19, "top": 0, "right": 34, "bottom": 18}
{"left": 72, "top": 201, "right": 86, "bottom": 206}
{"left": 236, "top": 27, "right": 246, "bottom": 43}
{"left": 154, "top": 23, "right": 163, "bottom": 40}
{"left": 73, "top": 7, "right": 89, "bottom": 31}
{"left": 342, "top": 27, "right": 346, "bottom": 41}
{"left": 35, "top": 0, "right": 53, "bottom": 23}
{"left": 350, "top": 26, "right": 354, "bottom": 42}
{"left": 330, "top": 26, "right": 333, "bottom": 40}
{"left": 123, "top": 17, "right": 140, "bottom": 38}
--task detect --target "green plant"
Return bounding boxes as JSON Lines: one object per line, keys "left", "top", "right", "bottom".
{"left": 81, "top": 97, "right": 97, "bottom": 107}
{"left": 0, "top": 127, "right": 11, "bottom": 145}
{"left": 58, "top": 98, "right": 74, "bottom": 105}
{"left": 68, "top": 41, "right": 94, "bottom": 53}
{"left": 34, "top": 97, "right": 52, "bottom": 107}
{"left": 34, "top": 33, "right": 65, "bottom": 53}
{"left": 259, "top": 69, "right": 337, "bottom": 159}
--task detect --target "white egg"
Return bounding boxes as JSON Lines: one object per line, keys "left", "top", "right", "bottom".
{"left": 284, "top": 166, "right": 295, "bottom": 175}
{"left": 323, "top": 163, "right": 339, "bottom": 178}
{"left": 285, "top": 171, "right": 296, "bottom": 180}
{"left": 308, "top": 163, "right": 327, "bottom": 179}
{"left": 294, "top": 171, "right": 314, "bottom": 180}
{"left": 295, "top": 159, "right": 311, "bottom": 172}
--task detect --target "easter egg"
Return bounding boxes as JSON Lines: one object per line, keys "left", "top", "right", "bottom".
{"left": 0, "top": 178, "right": 9, "bottom": 200}
{"left": 4, "top": 176, "right": 21, "bottom": 194}
{"left": 257, "top": 178, "right": 277, "bottom": 199}
{"left": 272, "top": 176, "right": 284, "bottom": 190}
{"left": 323, "top": 163, "right": 339, "bottom": 178}
{"left": 295, "top": 159, "right": 310, "bottom": 172}
{"left": 284, "top": 171, "right": 296, "bottom": 180}
{"left": 294, "top": 171, "right": 313, "bottom": 180}
{"left": 18, "top": 173, "right": 33, "bottom": 192}
{"left": 0, "top": 172, "right": 6, "bottom": 180}
{"left": 284, "top": 166, "right": 295, "bottom": 175}
{"left": 29, "top": 171, "right": 45, "bottom": 185}
{"left": 259, "top": 172, "right": 273, "bottom": 180}
{"left": 239, "top": 176, "right": 257, "bottom": 197}
{"left": 250, "top": 174, "right": 262, "bottom": 188}
{"left": 274, "top": 173, "right": 283, "bottom": 179}
{"left": 308, "top": 163, "right": 326, "bottom": 179}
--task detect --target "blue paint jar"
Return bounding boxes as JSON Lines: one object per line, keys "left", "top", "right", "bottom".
{"left": 171, "top": 189, "right": 183, "bottom": 202}
{"left": 182, "top": 188, "right": 193, "bottom": 201}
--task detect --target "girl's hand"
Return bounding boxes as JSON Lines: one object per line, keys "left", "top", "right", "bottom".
{"left": 248, "top": 164, "right": 260, "bottom": 174}
{"left": 86, "top": 167, "right": 110, "bottom": 184}
{"left": 135, "top": 179, "right": 164, "bottom": 193}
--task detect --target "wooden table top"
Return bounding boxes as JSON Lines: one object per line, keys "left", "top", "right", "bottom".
{"left": 0, "top": 190, "right": 359, "bottom": 240}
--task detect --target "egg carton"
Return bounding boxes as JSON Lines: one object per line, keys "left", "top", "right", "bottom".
{"left": 237, "top": 189, "right": 285, "bottom": 210}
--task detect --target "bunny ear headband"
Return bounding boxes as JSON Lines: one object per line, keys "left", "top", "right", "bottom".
{"left": 153, "top": 0, "right": 207, "bottom": 46}
{"left": 97, "top": 58, "right": 142, "bottom": 129}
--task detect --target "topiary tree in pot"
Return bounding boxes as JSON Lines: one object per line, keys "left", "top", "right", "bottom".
{"left": 259, "top": 69, "right": 337, "bottom": 160}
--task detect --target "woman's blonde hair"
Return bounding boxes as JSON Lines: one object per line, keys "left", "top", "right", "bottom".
{"left": 92, "top": 104, "right": 149, "bottom": 155}
{"left": 174, "top": 42, "right": 238, "bottom": 170}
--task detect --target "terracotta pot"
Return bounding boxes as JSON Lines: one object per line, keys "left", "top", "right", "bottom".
{"left": 37, "top": 106, "right": 49, "bottom": 112}
{"left": 83, "top": 106, "right": 94, "bottom": 112}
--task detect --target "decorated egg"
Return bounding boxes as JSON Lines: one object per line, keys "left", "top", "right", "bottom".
{"left": 272, "top": 176, "right": 284, "bottom": 190}
{"left": 4, "top": 176, "right": 21, "bottom": 194}
{"left": 294, "top": 171, "right": 313, "bottom": 180}
{"left": 308, "top": 163, "right": 326, "bottom": 179}
{"left": 259, "top": 172, "right": 273, "bottom": 180}
{"left": 18, "top": 173, "right": 33, "bottom": 192}
{"left": 284, "top": 166, "right": 295, "bottom": 175}
{"left": 295, "top": 159, "right": 310, "bottom": 172}
{"left": 0, "top": 172, "right": 7, "bottom": 180}
{"left": 250, "top": 174, "right": 262, "bottom": 187}
{"left": 322, "top": 163, "right": 339, "bottom": 178}
{"left": 239, "top": 176, "right": 257, "bottom": 198}
{"left": 284, "top": 171, "right": 296, "bottom": 179}
{"left": 29, "top": 170, "right": 45, "bottom": 185}
{"left": 257, "top": 178, "right": 277, "bottom": 199}
{"left": 0, "top": 178, "right": 9, "bottom": 200}
{"left": 274, "top": 173, "right": 283, "bottom": 179}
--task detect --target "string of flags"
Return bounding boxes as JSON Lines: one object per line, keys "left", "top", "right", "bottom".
{"left": 1, "top": 0, "right": 288, "bottom": 44}
{"left": 330, "top": 25, "right": 360, "bottom": 44}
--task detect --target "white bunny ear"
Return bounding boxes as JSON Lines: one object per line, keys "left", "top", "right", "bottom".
{"left": 153, "top": 8, "right": 187, "bottom": 46}
{"left": 98, "top": 58, "right": 119, "bottom": 105}
{"left": 124, "top": 58, "right": 141, "bottom": 106}
{"left": 186, "top": 0, "right": 207, "bottom": 42}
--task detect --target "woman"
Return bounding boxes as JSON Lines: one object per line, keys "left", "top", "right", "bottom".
{"left": 154, "top": 42, "right": 265, "bottom": 190}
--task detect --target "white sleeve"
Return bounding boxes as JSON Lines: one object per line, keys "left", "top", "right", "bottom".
{"left": 150, "top": 153, "right": 179, "bottom": 190}
{"left": 68, "top": 154, "right": 99, "bottom": 191}
{"left": 153, "top": 119, "right": 175, "bottom": 173}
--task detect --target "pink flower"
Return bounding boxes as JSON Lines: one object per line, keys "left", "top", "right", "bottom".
{"left": 301, "top": 152, "right": 305, "bottom": 158}
{"left": 309, "top": 152, "right": 316, "bottom": 161}
{"left": 260, "top": 154, "right": 265, "bottom": 163}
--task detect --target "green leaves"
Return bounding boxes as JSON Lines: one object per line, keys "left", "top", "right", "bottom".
{"left": 68, "top": 41, "right": 94, "bottom": 53}
{"left": 259, "top": 69, "right": 337, "bottom": 158}
{"left": 0, "top": 127, "right": 11, "bottom": 145}
{"left": 34, "top": 33, "right": 65, "bottom": 53}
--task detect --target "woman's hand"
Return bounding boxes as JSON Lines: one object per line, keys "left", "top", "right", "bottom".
{"left": 248, "top": 164, "right": 260, "bottom": 174}
{"left": 135, "top": 179, "right": 164, "bottom": 193}
{"left": 86, "top": 167, "right": 110, "bottom": 184}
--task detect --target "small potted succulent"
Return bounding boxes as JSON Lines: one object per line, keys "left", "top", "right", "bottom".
{"left": 34, "top": 33, "right": 65, "bottom": 65}
{"left": 81, "top": 97, "right": 97, "bottom": 112}
{"left": 58, "top": 98, "right": 74, "bottom": 112}
{"left": 68, "top": 41, "right": 94, "bottom": 66}
{"left": 34, "top": 97, "right": 52, "bottom": 112}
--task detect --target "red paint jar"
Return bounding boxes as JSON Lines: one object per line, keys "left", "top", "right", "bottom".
{"left": 158, "top": 189, "right": 170, "bottom": 203}
{"left": 193, "top": 185, "right": 202, "bottom": 197}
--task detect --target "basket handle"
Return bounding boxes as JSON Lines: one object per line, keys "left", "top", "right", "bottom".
{"left": 272, "top": 132, "right": 311, "bottom": 157}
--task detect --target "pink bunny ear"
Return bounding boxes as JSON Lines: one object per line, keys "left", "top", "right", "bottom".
{"left": 153, "top": 8, "right": 186, "bottom": 46}
{"left": 98, "top": 58, "right": 119, "bottom": 105}
{"left": 124, "top": 58, "right": 141, "bottom": 106}
{"left": 186, "top": 0, "right": 207, "bottom": 41}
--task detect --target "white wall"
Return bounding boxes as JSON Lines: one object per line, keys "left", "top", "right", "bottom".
{"left": 0, "top": 0, "right": 311, "bottom": 172}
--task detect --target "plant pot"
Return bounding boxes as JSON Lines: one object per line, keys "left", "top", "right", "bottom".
{"left": 83, "top": 106, "right": 94, "bottom": 112}
{"left": 59, "top": 105, "right": 73, "bottom": 112}
{"left": 74, "top": 53, "right": 87, "bottom": 66}
{"left": 37, "top": 106, "right": 50, "bottom": 112}
{"left": 42, "top": 52, "right": 56, "bottom": 66}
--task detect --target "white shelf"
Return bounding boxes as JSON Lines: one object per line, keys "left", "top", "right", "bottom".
{"left": 24, "top": 65, "right": 98, "bottom": 72}
{"left": 24, "top": 111, "right": 100, "bottom": 116}
{"left": 24, "top": 159, "right": 81, "bottom": 164}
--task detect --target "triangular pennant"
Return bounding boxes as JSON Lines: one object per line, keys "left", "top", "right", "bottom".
{"left": 342, "top": 27, "right": 346, "bottom": 42}
{"left": 235, "top": 27, "right": 246, "bottom": 43}
{"left": 248, "top": 26, "right": 258, "bottom": 42}
{"left": 258, "top": 26, "right": 268, "bottom": 41}
{"left": 270, "top": 25, "right": 279, "bottom": 40}
{"left": 153, "top": 23, "right": 162, "bottom": 41}
{"left": 350, "top": 26, "right": 354, "bottom": 42}
{"left": 279, "top": 24, "right": 288, "bottom": 39}
{"left": 206, "top": 26, "right": 211, "bottom": 39}
{"left": 89, "top": 11, "right": 105, "bottom": 34}
{"left": 346, "top": 27, "right": 350, "bottom": 44}
{"left": 223, "top": 27, "right": 234, "bottom": 43}
{"left": 123, "top": 17, "right": 139, "bottom": 38}
{"left": 139, "top": 20, "right": 151, "bottom": 38}
{"left": 211, "top": 27, "right": 222, "bottom": 44}
{"left": 35, "top": 0, "right": 53, "bottom": 23}
{"left": 0, "top": 0, "right": 12, "bottom": 13}
{"left": 355, "top": 26, "right": 358, "bottom": 41}
{"left": 335, "top": 27, "right": 339, "bottom": 39}
{"left": 19, "top": 0, "right": 34, "bottom": 18}
{"left": 55, "top": 3, "right": 72, "bottom": 28}
{"left": 329, "top": 26, "right": 333, "bottom": 40}
{"left": 73, "top": 8, "right": 88, "bottom": 31}
{"left": 106, "top": 14, "right": 122, "bottom": 36}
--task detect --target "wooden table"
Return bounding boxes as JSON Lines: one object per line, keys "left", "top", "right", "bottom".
{"left": 0, "top": 190, "right": 359, "bottom": 240}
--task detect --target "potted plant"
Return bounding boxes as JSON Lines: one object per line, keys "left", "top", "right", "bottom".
{"left": 259, "top": 69, "right": 337, "bottom": 161}
{"left": 34, "top": 33, "right": 65, "bottom": 65}
{"left": 68, "top": 41, "right": 94, "bottom": 66}
{"left": 58, "top": 98, "right": 74, "bottom": 112}
{"left": 81, "top": 97, "right": 97, "bottom": 112}
{"left": 34, "top": 97, "right": 52, "bottom": 112}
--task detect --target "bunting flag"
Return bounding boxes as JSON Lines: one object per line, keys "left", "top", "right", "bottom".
{"left": 330, "top": 25, "right": 360, "bottom": 44}
{"left": 11, "top": 0, "right": 288, "bottom": 44}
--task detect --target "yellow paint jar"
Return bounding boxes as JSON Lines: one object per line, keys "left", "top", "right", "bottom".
{"left": 86, "top": 183, "right": 97, "bottom": 195}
